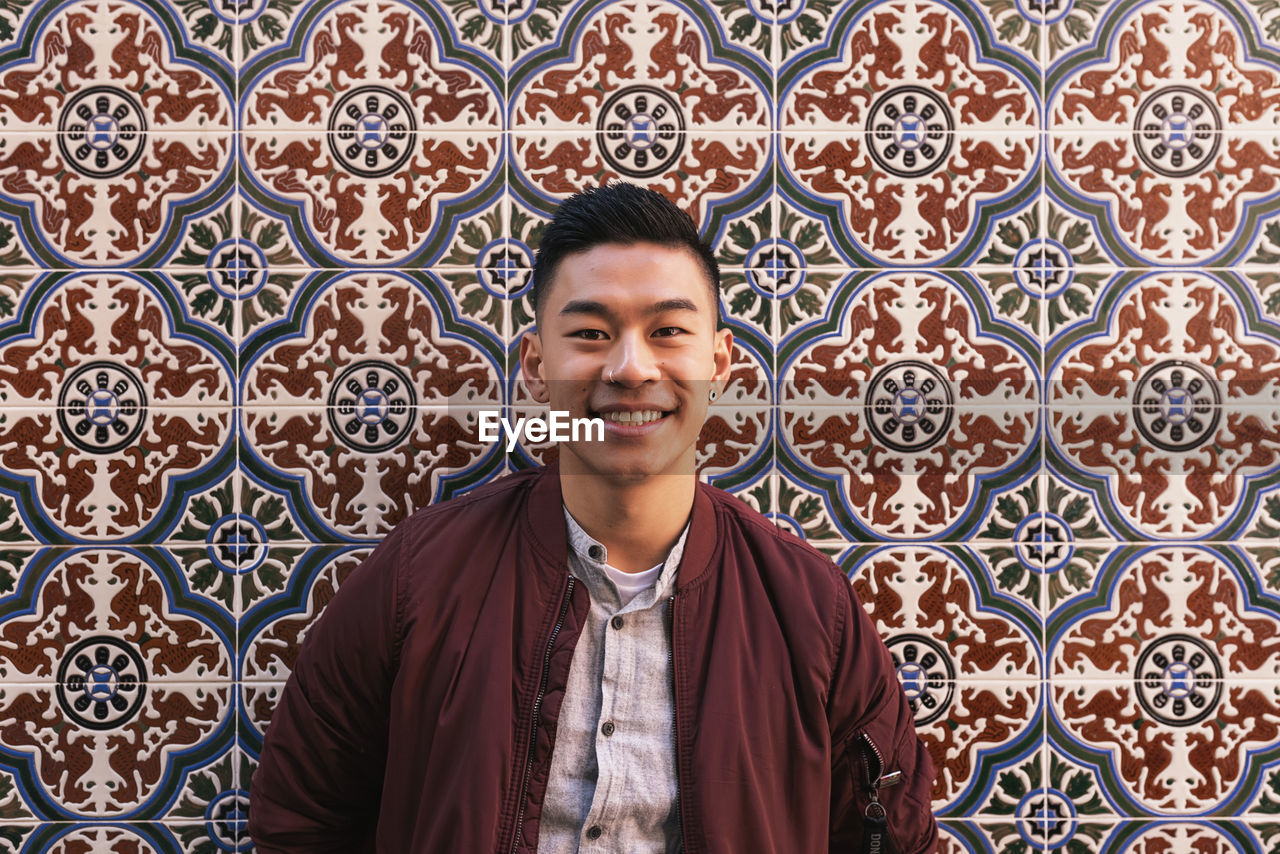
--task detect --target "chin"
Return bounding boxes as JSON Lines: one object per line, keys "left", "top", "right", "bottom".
{"left": 561, "top": 446, "right": 690, "bottom": 482}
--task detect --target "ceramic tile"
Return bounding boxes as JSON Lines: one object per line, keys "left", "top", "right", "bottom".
{"left": 776, "top": 270, "right": 1042, "bottom": 408}
{"left": 1046, "top": 408, "right": 1280, "bottom": 541}
{"left": 0, "top": 548, "right": 234, "bottom": 683}
{"left": 844, "top": 544, "right": 1042, "bottom": 677}
{"left": 508, "top": 132, "right": 774, "bottom": 238}
{"left": 237, "top": 546, "right": 373, "bottom": 686}
{"left": 1098, "top": 821, "right": 1275, "bottom": 852}
{"left": 166, "top": 192, "right": 314, "bottom": 343}
{"left": 915, "top": 679, "right": 1043, "bottom": 816}
{"left": 1048, "top": 544, "right": 1280, "bottom": 679}
{"left": 0, "top": 1, "right": 236, "bottom": 269}
{"left": 1046, "top": 130, "right": 1280, "bottom": 266}
{"left": 0, "top": 682, "right": 233, "bottom": 819}
{"left": 241, "top": 405, "right": 502, "bottom": 542}
{"left": 8, "top": 822, "right": 226, "bottom": 852}
{"left": 0, "top": 0, "right": 1276, "bottom": 832}
{"left": 238, "top": 0, "right": 503, "bottom": 131}
{"left": 1047, "top": 1, "right": 1280, "bottom": 135}
{"left": 1046, "top": 270, "right": 1280, "bottom": 405}
{"left": 238, "top": 270, "right": 504, "bottom": 409}
{"left": 506, "top": 0, "right": 773, "bottom": 129}
{"left": 776, "top": 131, "right": 1041, "bottom": 266}
{"left": 239, "top": 131, "right": 504, "bottom": 267}
{"left": 1051, "top": 676, "right": 1280, "bottom": 815}
{"left": 0, "top": 408, "right": 234, "bottom": 544}
{"left": 0, "top": 271, "right": 237, "bottom": 408}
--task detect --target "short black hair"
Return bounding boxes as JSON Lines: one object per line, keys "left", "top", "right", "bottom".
{"left": 531, "top": 182, "right": 722, "bottom": 324}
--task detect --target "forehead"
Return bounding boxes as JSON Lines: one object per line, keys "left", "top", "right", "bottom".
{"left": 549, "top": 242, "right": 713, "bottom": 312}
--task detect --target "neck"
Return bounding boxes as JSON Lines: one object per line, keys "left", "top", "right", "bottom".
{"left": 560, "top": 469, "right": 695, "bottom": 573}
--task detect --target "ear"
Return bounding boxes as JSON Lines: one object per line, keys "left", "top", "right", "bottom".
{"left": 711, "top": 327, "right": 733, "bottom": 391}
{"left": 518, "top": 329, "right": 550, "bottom": 404}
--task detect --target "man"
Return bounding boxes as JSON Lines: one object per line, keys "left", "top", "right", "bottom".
{"left": 248, "top": 183, "right": 938, "bottom": 853}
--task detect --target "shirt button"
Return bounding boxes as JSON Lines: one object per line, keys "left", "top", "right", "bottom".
{"left": 586, "top": 825, "right": 603, "bottom": 840}
{"left": 601, "top": 721, "right": 615, "bottom": 737}
{"left": 610, "top": 615, "right": 624, "bottom": 630}
{"left": 588, "top": 545, "right": 605, "bottom": 561}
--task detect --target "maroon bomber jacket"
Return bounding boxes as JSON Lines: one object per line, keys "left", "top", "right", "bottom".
{"left": 248, "top": 463, "right": 939, "bottom": 853}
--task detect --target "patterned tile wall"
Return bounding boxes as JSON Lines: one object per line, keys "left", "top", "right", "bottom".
{"left": 0, "top": 0, "right": 1278, "bottom": 850}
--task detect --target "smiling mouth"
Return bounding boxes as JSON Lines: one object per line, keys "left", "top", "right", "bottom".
{"left": 600, "top": 409, "right": 667, "bottom": 425}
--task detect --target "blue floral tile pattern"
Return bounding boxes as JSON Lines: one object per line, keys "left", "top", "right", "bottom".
{"left": 0, "top": 0, "right": 1277, "bottom": 846}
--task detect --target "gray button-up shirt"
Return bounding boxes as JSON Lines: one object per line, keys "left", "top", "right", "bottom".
{"left": 536, "top": 508, "right": 688, "bottom": 854}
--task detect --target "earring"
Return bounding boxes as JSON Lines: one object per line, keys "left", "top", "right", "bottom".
{"left": 709, "top": 389, "right": 718, "bottom": 401}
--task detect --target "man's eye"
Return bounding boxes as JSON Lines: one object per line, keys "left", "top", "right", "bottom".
{"left": 572, "top": 329, "right": 607, "bottom": 340}
{"left": 653, "top": 327, "right": 687, "bottom": 338}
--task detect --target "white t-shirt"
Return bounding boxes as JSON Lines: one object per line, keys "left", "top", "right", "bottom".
{"left": 601, "top": 560, "right": 664, "bottom": 607}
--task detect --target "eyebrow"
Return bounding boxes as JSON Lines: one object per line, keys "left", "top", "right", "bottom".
{"left": 559, "top": 297, "right": 701, "bottom": 318}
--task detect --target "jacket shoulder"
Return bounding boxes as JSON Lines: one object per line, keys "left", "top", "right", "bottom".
{"left": 386, "top": 468, "right": 543, "bottom": 591}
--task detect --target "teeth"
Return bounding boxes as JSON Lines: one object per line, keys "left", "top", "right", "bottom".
{"left": 602, "top": 410, "right": 664, "bottom": 424}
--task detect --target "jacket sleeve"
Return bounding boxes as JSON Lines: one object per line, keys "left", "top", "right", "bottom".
{"left": 827, "top": 570, "right": 939, "bottom": 854}
{"left": 247, "top": 528, "right": 404, "bottom": 853}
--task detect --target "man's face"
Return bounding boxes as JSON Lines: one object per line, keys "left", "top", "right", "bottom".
{"left": 519, "top": 242, "right": 733, "bottom": 483}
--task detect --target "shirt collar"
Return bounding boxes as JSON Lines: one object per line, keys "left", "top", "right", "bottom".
{"left": 563, "top": 505, "right": 689, "bottom": 602}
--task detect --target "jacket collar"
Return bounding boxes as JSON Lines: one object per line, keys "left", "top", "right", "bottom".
{"left": 525, "top": 461, "right": 718, "bottom": 592}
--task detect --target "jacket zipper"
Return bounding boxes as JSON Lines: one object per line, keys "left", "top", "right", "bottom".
{"left": 668, "top": 594, "right": 685, "bottom": 852}
{"left": 859, "top": 730, "right": 884, "bottom": 789}
{"left": 509, "top": 574, "right": 575, "bottom": 854}
{"left": 857, "top": 730, "right": 905, "bottom": 854}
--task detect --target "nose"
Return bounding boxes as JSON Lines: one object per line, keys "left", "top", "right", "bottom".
{"left": 603, "top": 332, "right": 662, "bottom": 386}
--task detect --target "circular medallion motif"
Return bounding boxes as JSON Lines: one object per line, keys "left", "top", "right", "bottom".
{"left": 55, "top": 636, "right": 147, "bottom": 730}
{"left": 328, "top": 87, "right": 417, "bottom": 178}
{"left": 597, "top": 86, "right": 686, "bottom": 178}
{"left": 207, "top": 239, "right": 269, "bottom": 298}
{"left": 886, "top": 634, "right": 955, "bottom": 725}
{"left": 1134, "top": 87, "right": 1222, "bottom": 178}
{"left": 865, "top": 361, "right": 953, "bottom": 452}
{"left": 327, "top": 361, "right": 417, "bottom": 452}
{"left": 1016, "top": 789, "right": 1075, "bottom": 848}
{"left": 206, "top": 790, "right": 251, "bottom": 850}
{"left": 1013, "top": 239, "right": 1073, "bottom": 298}
{"left": 207, "top": 515, "right": 268, "bottom": 574}
{"left": 746, "top": 239, "right": 805, "bottom": 298}
{"left": 477, "top": 239, "right": 534, "bottom": 298}
{"left": 1133, "top": 360, "right": 1220, "bottom": 452}
{"left": 867, "top": 86, "right": 954, "bottom": 178}
{"left": 1135, "top": 634, "right": 1223, "bottom": 726}
{"left": 57, "top": 362, "right": 148, "bottom": 454}
{"left": 57, "top": 86, "right": 148, "bottom": 178}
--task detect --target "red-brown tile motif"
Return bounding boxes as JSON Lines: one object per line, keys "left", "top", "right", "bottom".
{"left": 778, "top": 0, "right": 1039, "bottom": 264}
{"left": 1051, "top": 547, "right": 1280, "bottom": 813}
{"left": 850, "top": 546, "right": 1042, "bottom": 809}
{"left": 1048, "top": 0, "right": 1280, "bottom": 264}
{"left": 0, "top": 549, "right": 231, "bottom": 682}
{"left": 0, "top": 274, "right": 233, "bottom": 541}
{"left": 0, "top": 2, "right": 233, "bottom": 266}
{"left": 507, "top": 0, "right": 771, "bottom": 227}
{"left": 240, "top": 272, "right": 501, "bottom": 539}
{"left": 1049, "top": 273, "right": 1280, "bottom": 539}
{"left": 780, "top": 272, "right": 1038, "bottom": 539}
{"left": 240, "top": 1, "right": 503, "bottom": 265}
